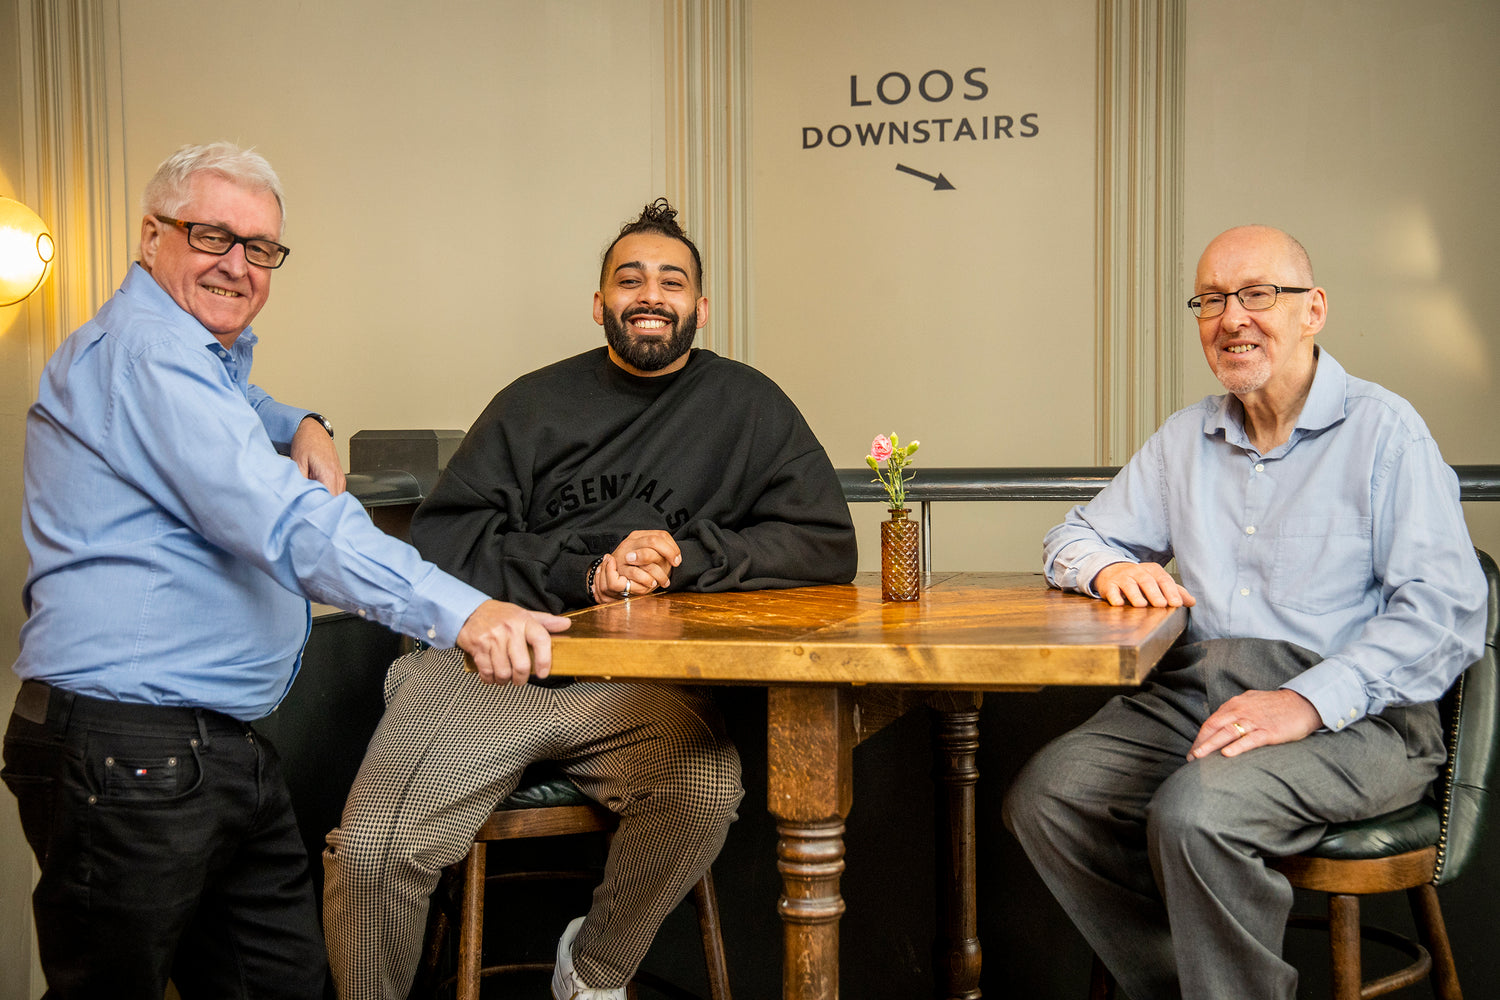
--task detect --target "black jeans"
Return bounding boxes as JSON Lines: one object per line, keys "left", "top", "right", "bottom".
{"left": 2, "top": 681, "right": 328, "bottom": 1000}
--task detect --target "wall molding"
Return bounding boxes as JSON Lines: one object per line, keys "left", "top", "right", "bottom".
{"left": 1095, "top": 0, "right": 1185, "bottom": 463}
{"left": 663, "top": 0, "right": 752, "bottom": 362}
{"left": 18, "top": 0, "right": 127, "bottom": 364}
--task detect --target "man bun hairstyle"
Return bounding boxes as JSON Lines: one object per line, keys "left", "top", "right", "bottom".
{"left": 599, "top": 197, "right": 704, "bottom": 289}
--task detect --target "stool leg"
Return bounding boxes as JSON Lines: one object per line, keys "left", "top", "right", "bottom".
{"left": 458, "top": 843, "right": 486, "bottom": 1000}
{"left": 1409, "top": 884, "right": 1462, "bottom": 1000}
{"left": 692, "top": 869, "right": 734, "bottom": 1000}
{"left": 1328, "top": 893, "right": 1363, "bottom": 1000}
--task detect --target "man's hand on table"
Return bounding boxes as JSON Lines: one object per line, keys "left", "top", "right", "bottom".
{"left": 592, "top": 529, "right": 682, "bottom": 602}
{"left": 457, "top": 599, "right": 570, "bottom": 685}
{"left": 1094, "top": 561, "right": 1196, "bottom": 608}
{"left": 1189, "top": 688, "right": 1322, "bottom": 759}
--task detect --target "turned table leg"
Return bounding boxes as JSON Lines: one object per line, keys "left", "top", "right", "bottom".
{"left": 767, "top": 685, "right": 855, "bottom": 1000}
{"left": 931, "top": 695, "right": 983, "bottom": 999}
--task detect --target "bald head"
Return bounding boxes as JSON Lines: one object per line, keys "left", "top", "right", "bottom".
{"left": 1192, "top": 224, "right": 1327, "bottom": 418}
{"left": 1198, "top": 225, "right": 1314, "bottom": 288}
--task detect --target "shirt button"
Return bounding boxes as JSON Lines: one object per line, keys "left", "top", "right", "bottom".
{"left": 357, "top": 609, "right": 367, "bottom": 618}
{"left": 1240, "top": 588, "right": 1250, "bottom": 596}
{"left": 1335, "top": 720, "right": 1345, "bottom": 730}
{"left": 427, "top": 627, "right": 437, "bottom": 639}
{"left": 1254, "top": 463, "right": 1264, "bottom": 473}
{"left": 1245, "top": 525, "right": 1256, "bottom": 535}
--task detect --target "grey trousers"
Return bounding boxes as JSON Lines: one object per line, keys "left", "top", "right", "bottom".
{"left": 1003, "top": 638, "right": 1445, "bottom": 1000}
{"left": 322, "top": 647, "right": 743, "bottom": 1000}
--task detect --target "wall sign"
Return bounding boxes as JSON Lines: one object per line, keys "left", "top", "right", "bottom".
{"left": 800, "top": 67, "right": 1040, "bottom": 190}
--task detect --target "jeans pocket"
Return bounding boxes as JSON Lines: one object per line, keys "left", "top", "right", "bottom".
{"left": 1, "top": 769, "right": 57, "bottom": 861}
{"left": 89, "top": 733, "right": 205, "bottom": 805}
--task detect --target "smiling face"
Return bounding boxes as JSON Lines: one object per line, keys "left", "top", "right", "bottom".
{"left": 138, "top": 171, "right": 283, "bottom": 347}
{"left": 593, "top": 232, "right": 708, "bottom": 376}
{"left": 1194, "top": 226, "right": 1326, "bottom": 405}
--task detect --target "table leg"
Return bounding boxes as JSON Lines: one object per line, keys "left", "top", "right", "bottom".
{"left": 931, "top": 696, "right": 983, "bottom": 999}
{"left": 767, "top": 685, "right": 854, "bottom": 1000}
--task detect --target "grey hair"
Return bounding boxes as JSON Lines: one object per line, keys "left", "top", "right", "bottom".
{"left": 140, "top": 142, "right": 285, "bottom": 231}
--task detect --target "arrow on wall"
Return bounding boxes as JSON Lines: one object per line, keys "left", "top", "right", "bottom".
{"left": 895, "top": 164, "right": 955, "bottom": 190}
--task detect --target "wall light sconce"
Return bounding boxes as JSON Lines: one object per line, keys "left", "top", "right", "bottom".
{"left": 0, "top": 196, "right": 56, "bottom": 306}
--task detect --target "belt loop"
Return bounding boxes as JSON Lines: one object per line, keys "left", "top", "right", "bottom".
{"left": 195, "top": 709, "right": 212, "bottom": 750}
{"left": 52, "top": 684, "right": 76, "bottom": 732}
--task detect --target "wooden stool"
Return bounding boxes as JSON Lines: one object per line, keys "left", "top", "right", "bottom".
{"left": 419, "top": 774, "right": 733, "bottom": 1000}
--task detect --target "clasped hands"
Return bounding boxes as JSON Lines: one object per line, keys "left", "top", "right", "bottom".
{"left": 589, "top": 529, "right": 682, "bottom": 604}
{"left": 1094, "top": 560, "right": 1322, "bottom": 758}
{"left": 453, "top": 531, "right": 679, "bottom": 689}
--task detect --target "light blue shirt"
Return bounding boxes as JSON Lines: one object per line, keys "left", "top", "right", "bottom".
{"left": 15, "top": 264, "right": 488, "bottom": 720}
{"left": 1044, "top": 349, "right": 1487, "bottom": 733}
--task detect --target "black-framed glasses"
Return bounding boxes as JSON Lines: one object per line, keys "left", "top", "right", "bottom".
{"left": 1188, "top": 283, "right": 1310, "bottom": 319}
{"left": 155, "top": 215, "right": 291, "bottom": 269}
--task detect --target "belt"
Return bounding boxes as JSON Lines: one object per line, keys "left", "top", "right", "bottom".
{"left": 13, "top": 679, "right": 251, "bottom": 735}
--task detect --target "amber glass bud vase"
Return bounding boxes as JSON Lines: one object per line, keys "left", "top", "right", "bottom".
{"left": 881, "top": 507, "right": 921, "bottom": 601}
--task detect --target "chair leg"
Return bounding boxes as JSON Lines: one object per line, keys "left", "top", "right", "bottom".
{"left": 457, "top": 843, "right": 486, "bottom": 1000}
{"left": 1328, "top": 892, "right": 1363, "bottom": 1000}
{"left": 692, "top": 869, "right": 733, "bottom": 1000}
{"left": 1087, "top": 951, "right": 1116, "bottom": 1000}
{"left": 1409, "top": 884, "right": 1462, "bottom": 1000}
{"left": 412, "top": 872, "right": 456, "bottom": 1000}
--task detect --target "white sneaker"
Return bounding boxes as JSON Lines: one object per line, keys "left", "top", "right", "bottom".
{"left": 550, "top": 916, "right": 627, "bottom": 1000}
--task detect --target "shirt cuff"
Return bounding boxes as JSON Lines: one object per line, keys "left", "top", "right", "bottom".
{"left": 257, "top": 398, "right": 314, "bottom": 449}
{"left": 547, "top": 551, "right": 598, "bottom": 609}
{"left": 1071, "top": 551, "right": 1136, "bottom": 597}
{"left": 395, "top": 568, "right": 489, "bottom": 648}
{"left": 1281, "top": 657, "right": 1368, "bottom": 732}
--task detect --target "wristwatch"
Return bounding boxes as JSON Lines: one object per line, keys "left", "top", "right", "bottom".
{"left": 305, "top": 412, "right": 334, "bottom": 438}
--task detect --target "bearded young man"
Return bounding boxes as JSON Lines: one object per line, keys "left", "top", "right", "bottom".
{"left": 1002, "top": 225, "right": 1486, "bottom": 999}
{"left": 322, "top": 199, "right": 857, "bottom": 1000}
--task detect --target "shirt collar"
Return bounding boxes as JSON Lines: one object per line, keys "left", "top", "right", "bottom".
{"left": 121, "top": 261, "right": 258, "bottom": 355}
{"left": 1204, "top": 346, "right": 1348, "bottom": 450}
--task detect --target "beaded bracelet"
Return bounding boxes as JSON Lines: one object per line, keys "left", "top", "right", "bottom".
{"left": 584, "top": 556, "right": 606, "bottom": 602}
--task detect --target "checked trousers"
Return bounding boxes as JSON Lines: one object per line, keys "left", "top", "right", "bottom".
{"left": 322, "top": 646, "right": 743, "bottom": 1000}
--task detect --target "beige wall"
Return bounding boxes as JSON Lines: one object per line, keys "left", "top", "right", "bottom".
{"left": 3, "top": 1, "right": 1498, "bottom": 994}
{"left": 1180, "top": 0, "right": 1500, "bottom": 559}
{"left": 749, "top": 0, "right": 1500, "bottom": 570}
{"left": 1, "top": 0, "right": 41, "bottom": 991}
{"left": 748, "top": 0, "right": 1100, "bottom": 570}
{"left": 117, "top": 0, "right": 671, "bottom": 445}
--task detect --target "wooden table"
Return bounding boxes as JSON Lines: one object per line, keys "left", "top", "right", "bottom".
{"left": 549, "top": 571, "right": 1188, "bottom": 1000}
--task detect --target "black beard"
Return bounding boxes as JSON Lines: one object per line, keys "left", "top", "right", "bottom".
{"left": 602, "top": 305, "right": 697, "bottom": 372}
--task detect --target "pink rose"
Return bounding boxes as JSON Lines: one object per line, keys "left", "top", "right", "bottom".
{"left": 869, "top": 435, "right": 893, "bottom": 462}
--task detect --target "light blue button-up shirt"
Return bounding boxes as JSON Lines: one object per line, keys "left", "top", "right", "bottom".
{"left": 15, "top": 264, "right": 487, "bottom": 720}
{"left": 1045, "top": 349, "right": 1486, "bottom": 732}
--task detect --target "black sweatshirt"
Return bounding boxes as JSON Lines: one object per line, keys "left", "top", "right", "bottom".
{"left": 411, "top": 347, "right": 858, "bottom": 613}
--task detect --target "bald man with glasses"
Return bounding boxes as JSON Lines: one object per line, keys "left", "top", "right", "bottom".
{"left": 1003, "top": 225, "right": 1486, "bottom": 999}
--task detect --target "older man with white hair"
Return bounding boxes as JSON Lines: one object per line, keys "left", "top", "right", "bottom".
{"left": 2, "top": 142, "right": 566, "bottom": 999}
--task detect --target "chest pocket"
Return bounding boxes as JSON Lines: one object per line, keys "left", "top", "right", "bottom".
{"left": 1269, "top": 515, "right": 1374, "bottom": 614}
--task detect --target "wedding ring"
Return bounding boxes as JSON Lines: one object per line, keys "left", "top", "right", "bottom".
{"left": 623, "top": 580, "right": 631, "bottom": 598}
{"left": 1232, "top": 721, "right": 1247, "bottom": 736}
